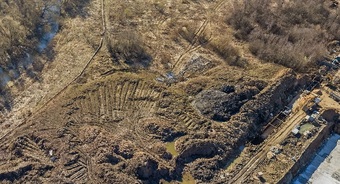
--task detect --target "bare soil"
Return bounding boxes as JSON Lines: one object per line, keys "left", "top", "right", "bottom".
{"left": 0, "top": 0, "right": 325, "bottom": 183}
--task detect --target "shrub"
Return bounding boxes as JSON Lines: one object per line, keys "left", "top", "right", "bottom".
{"left": 0, "top": 0, "right": 41, "bottom": 70}
{"left": 176, "top": 21, "right": 211, "bottom": 46}
{"left": 107, "top": 30, "right": 151, "bottom": 68}
{"left": 207, "top": 36, "right": 240, "bottom": 65}
{"left": 226, "top": 0, "right": 335, "bottom": 72}
{"left": 61, "top": 0, "right": 91, "bottom": 17}
{"left": 153, "top": 0, "right": 167, "bottom": 14}
{"left": 178, "top": 24, "right": 197, "bottom": 44}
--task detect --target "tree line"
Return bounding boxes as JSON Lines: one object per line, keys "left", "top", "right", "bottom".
{"left": 227, "top": 0, "right": 340, "bottom": 72}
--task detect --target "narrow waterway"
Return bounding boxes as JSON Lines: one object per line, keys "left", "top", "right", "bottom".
{"left": 292, "top": 134, "right": 340, "bottom": 184}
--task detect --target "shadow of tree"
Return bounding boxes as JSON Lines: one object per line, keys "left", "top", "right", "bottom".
{"left": 61, "top": 0, "right": 91, "bottom": 18}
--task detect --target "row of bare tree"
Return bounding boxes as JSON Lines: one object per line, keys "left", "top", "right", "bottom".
{"left": 227, "top": 0, "right": 340, "bottom": 71}
{"left": 0, "top": 0, "right": 91, "bottom": 111}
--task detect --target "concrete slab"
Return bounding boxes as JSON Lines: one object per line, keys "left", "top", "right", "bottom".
{"left": 293, "top": 134, "right": 340, "bottom": 184}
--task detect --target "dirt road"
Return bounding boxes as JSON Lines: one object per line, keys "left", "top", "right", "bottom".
{"left": 230, "top": 110, "right": 306, "bottom": 183}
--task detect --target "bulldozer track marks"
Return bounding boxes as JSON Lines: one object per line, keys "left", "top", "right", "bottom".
{"left": 173, "top": 20, "right": 209, "bottom": 69}
{"left": 0, "top": 0, "right": 107, "bottom": 143}
{"left": 0, "top": 0, "right": 231, "bottom": 181}
{"left": 63, "top": 78, "right": 177, "bottom": 169}
{"left": 59, "top": 120, "right": 93, "bottom": 183}
{"left": 63, "top": 150, "right": 90, "bottom": 183}
{"left": 131, "top": 118, "right": 173, "bottom": 168}
{"left": 69, "top": 79, "right": 163, "bottom": 132}
{"left": 15, "top": 135, "right": 51, "bottom": 163}
{"left": 179, "top": 114, "right": 197, "bottom": 130}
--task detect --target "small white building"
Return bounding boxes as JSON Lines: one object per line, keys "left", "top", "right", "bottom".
{"left": 314, "top": 97, "right": 321, "bottom": 104}
{"left": 292, "top": 128, "right": 299, "bottom": 135}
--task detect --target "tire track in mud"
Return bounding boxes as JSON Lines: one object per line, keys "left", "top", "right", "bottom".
{"left": 128, "top": 116, "right": 173, "bottom": 169}
{"left": 172, "top": 0, "right": 226, "bottom": 71}
{"left": 172, "top": 19, "right": 209, "bottom": 70}
{"left": 71, "top": 79, "right": 162, "bottom": 128}
{"left": 0, "top": 0, "right": 107, "bottom": 142}
{"left": 0, "top": 4, "right": 106, "bottom": 181}
{"left": 14, "top": 134, "right": 53, "bottom": 164}
{"left": 68, "top": 78, "right": 171, "bottom": 172}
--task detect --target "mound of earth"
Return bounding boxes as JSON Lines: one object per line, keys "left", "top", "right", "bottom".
{"left": 0, "top": 69, "right": 313, "bottom": 183}
{"left": 0, "top": 0, "right": 321, "bottom": 183}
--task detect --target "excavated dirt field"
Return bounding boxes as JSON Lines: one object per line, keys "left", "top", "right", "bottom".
{"left": 0, "top": 0, "right": 320, "bottom": 183}
{"left": 0, "top": 70, "right": 311, "bottom": 184}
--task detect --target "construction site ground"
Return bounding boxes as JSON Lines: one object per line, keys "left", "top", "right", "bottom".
{"left": 0, "top": 0, "right": 289, "bottom": 183}
{"left": 223, "top": 87, "right": 340, "bottom": 184}
{"left": 1, "top": 0, "right": 340, "bottom": 183}
{"left": 294, "top": 134, "right": 340, "bottom": 184}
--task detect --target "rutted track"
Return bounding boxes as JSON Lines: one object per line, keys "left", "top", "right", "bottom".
{"left": 0, "top": 0, "right": 107, "bottom": 142}
{"left": 172, "top": 0, "right": 226, "bottom": 70}
{"left": 0, "top": 2, "right": 107, "bottom": 180}
{"left": 14, "top": 135, "right": 53, "bottom": 164}
{"left": 0, "top": 0, "right": 298, "bottom": 183}
{"left": 71, "top": 79, "right": 163, "bottom": 130}
{"left": 65, "top": 77, "right": 173, "bottom": 177}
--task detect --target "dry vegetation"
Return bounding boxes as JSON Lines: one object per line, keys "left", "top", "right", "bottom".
{"left": 0, "top": 0, "right": 45, "bottom": 111}
{"left": 206, "top": 35, "right": 241, "bottom": 66}
{"left": 0, "top": 0, "right": 339, "bottom": 183}
{"left": 60, "top": 0, "right": 90, "bottom": 17}
{"left": 0, "top": 0, "right": 93, "bottom": 111}
{"left": 0, "top": 1, "right": 41, "bottom": 70}
{"left": 101, "top": 0, "right": 340, "bottom": 71}
{"left": 228, "top": 0, "right": 340, "bottom": 71}
{"left": 0, "top": 0, "right": 90, "bottom": 77}
{"left": 106, "top": 30, "right": 151, "bottom": 68}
